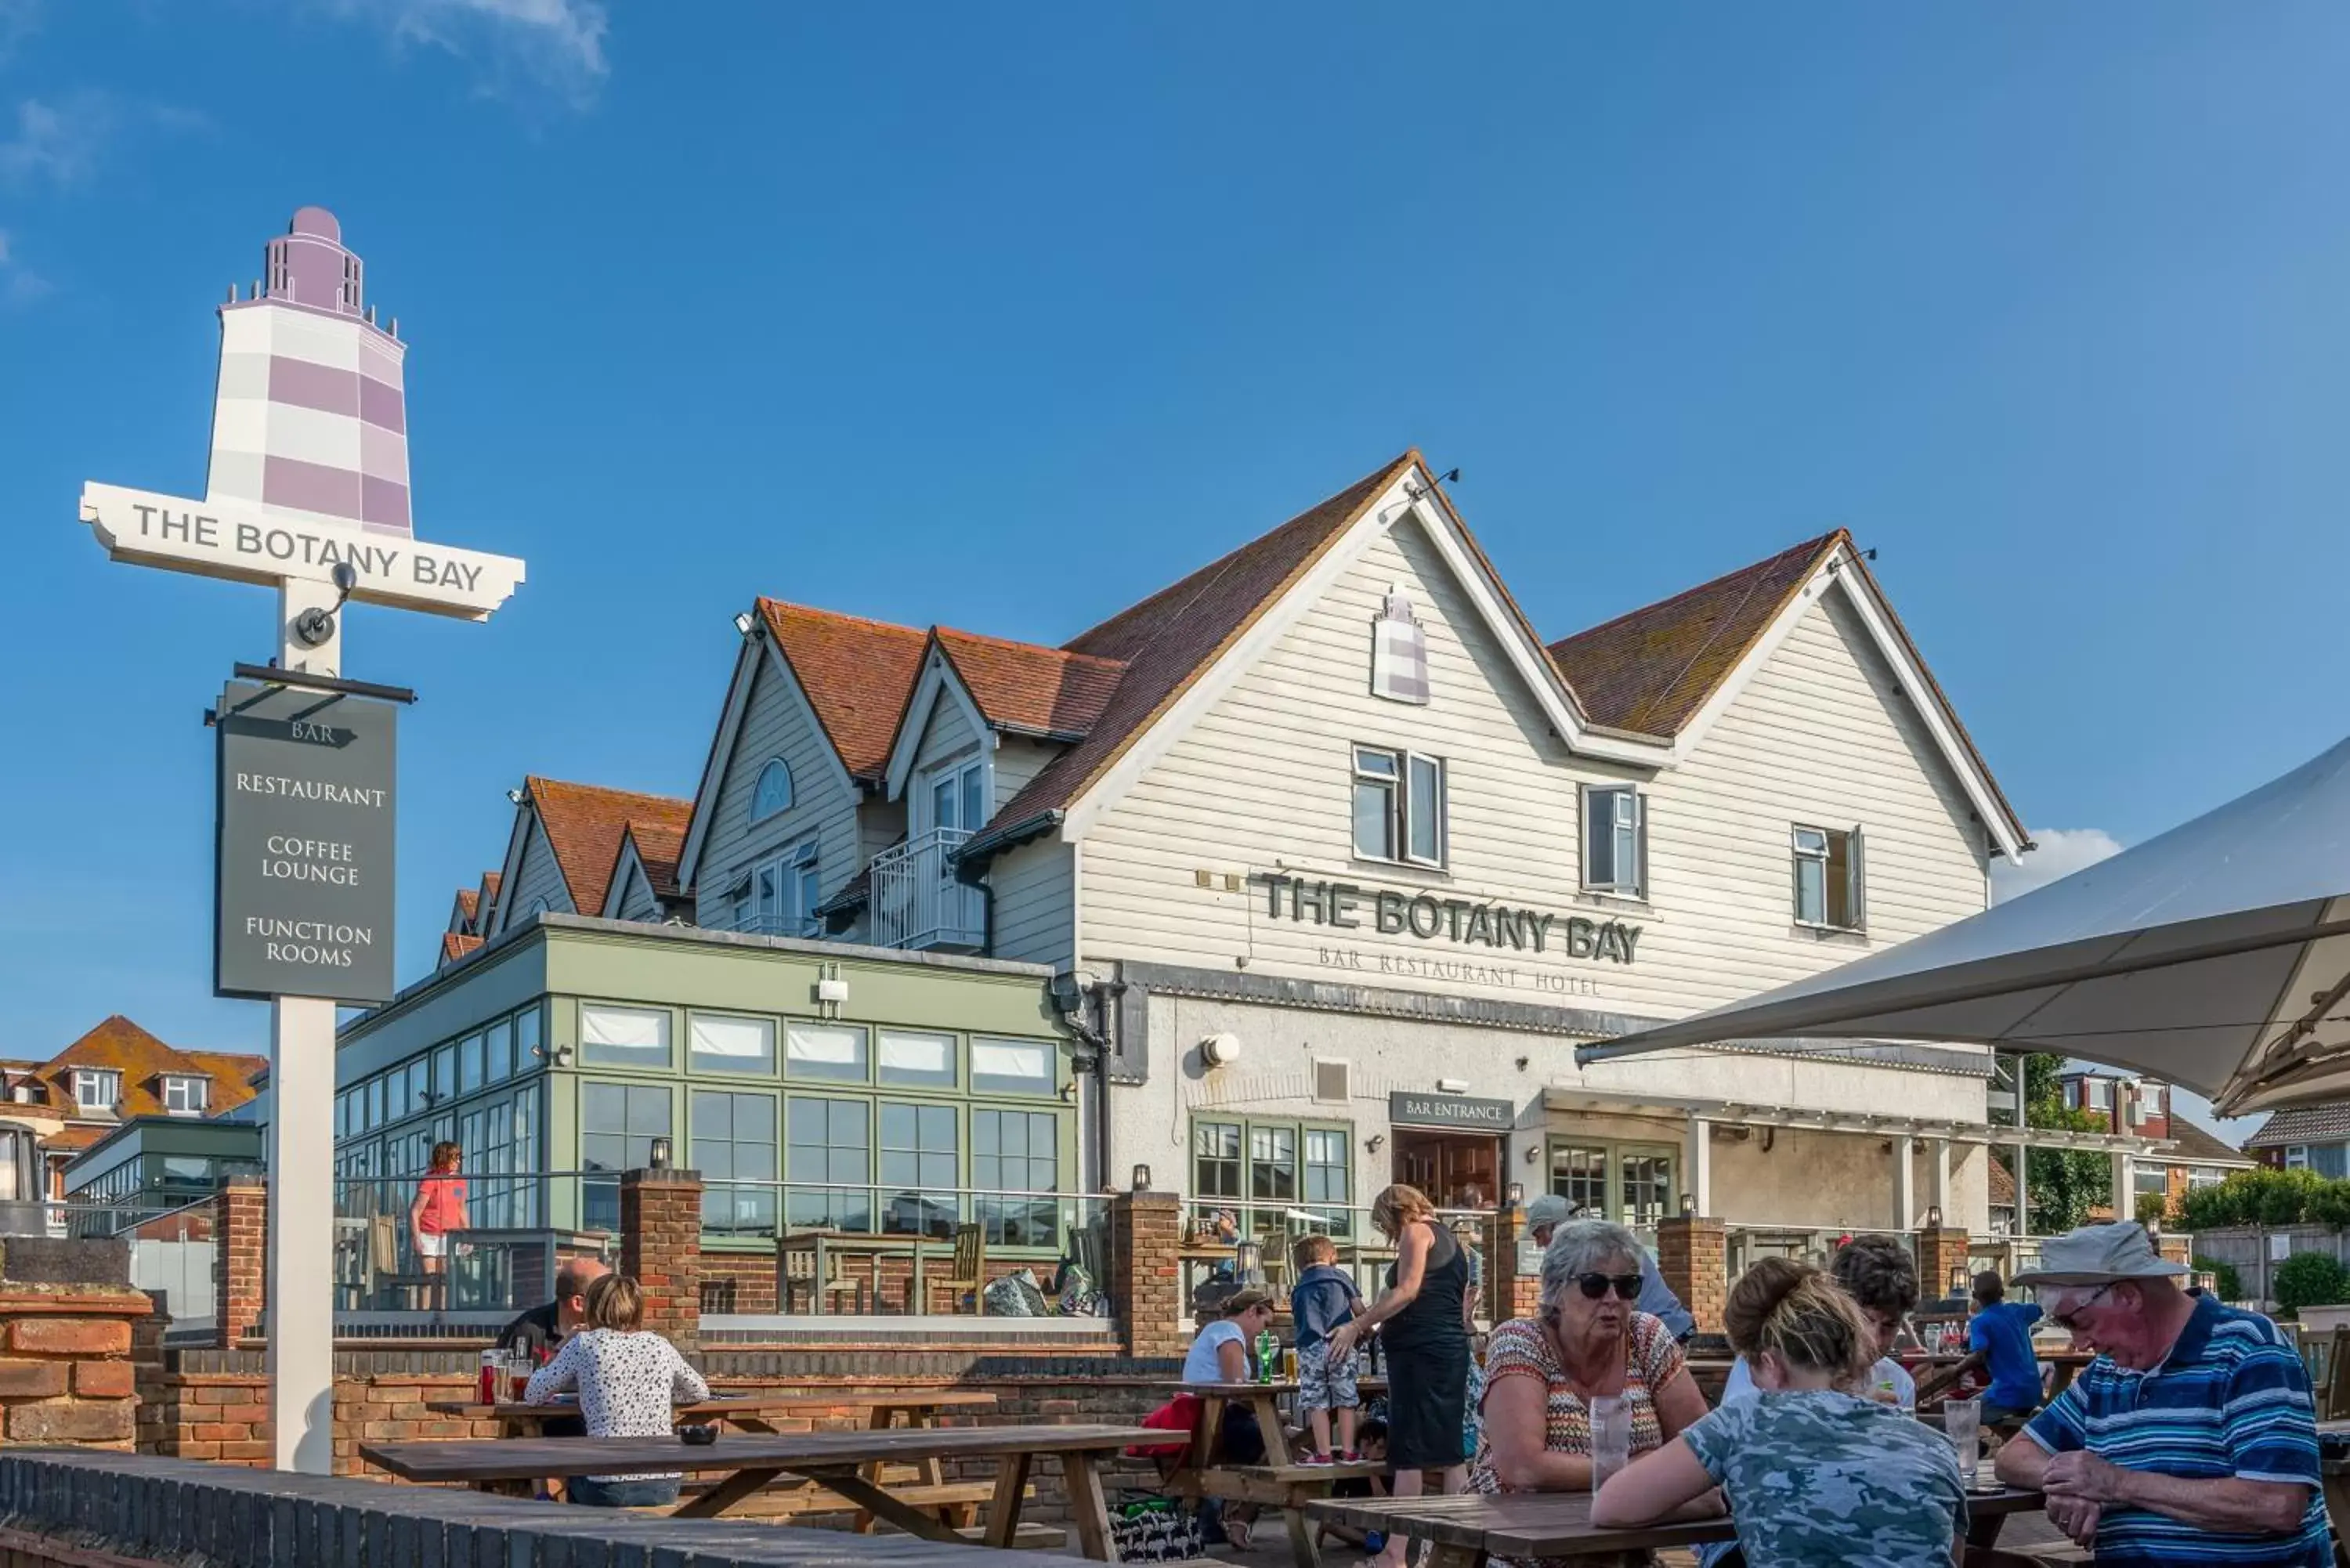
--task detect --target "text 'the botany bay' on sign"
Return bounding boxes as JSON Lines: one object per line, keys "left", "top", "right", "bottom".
{"left": 215, "top": 679, "right": 397, "bottom": 1003}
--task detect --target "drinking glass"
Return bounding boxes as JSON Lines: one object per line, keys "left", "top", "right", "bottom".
{"left": 1944, "top": 1397, "right": 1982, "bottom": 1486}
{"left": 1589, "top": 1395, "right": 1631, "bottom": 1489}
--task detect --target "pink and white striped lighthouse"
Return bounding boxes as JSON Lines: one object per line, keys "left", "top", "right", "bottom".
{"left": 207, "top": 206, "right": 412, "bottom": 537}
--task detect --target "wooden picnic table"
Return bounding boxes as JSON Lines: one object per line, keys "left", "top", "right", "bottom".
{"left": 360, "top": 1422, "right": 1158, "bottom": 1559}
{"left": 423, "top": 1387, "right": 998, "bottom": 1436}
{"left": 1308, "top": 1483, "right": 2049, "bottom": 1565}
{"left": 421, "top": 1388, "right": 1003, "bottom": 1529}
{"left": 1157, "top": 1379, "right": 1391, "bottom": 1568}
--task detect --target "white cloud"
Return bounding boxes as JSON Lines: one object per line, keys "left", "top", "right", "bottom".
{"left": 0, "top": 228, "right": 52, "bottom": 307}
{"left": 0, "top": 0, "right": 40, "bottom": 63}
{"left": 327, "top": 0, "right": 609, "bottom": 108}
{"left": 1990, "top": 826, "right": 2125, "bottom": 903}
{"left": 0, "top": 95, "right": 103, "bottom": 187}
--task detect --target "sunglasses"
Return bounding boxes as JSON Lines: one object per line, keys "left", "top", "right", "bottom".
{"left": 1574, "top": 1273, "right": 1643, "bottom": 1301}
{"left": 2048, "top": 1281, "right": 2117, "bottom": 1332}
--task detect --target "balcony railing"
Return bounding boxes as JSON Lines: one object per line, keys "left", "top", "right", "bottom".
{"left": 870, "top": 827, "right": 985, "bottom": 951}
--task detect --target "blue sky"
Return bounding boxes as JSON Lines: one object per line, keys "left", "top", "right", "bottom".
{"left": 2, "top": 5, "right": 2345, "bottom": 1137}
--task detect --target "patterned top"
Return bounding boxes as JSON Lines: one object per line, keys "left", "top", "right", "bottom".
{"left": 2023, "top": 1295, "right": 2328, "bottom": 1566}
{"left": 1683, "top": 1389, "right": 1966, "bottom": 1568}
{"left": 526, "top": 1327, "right": 710, "bottom": 1481}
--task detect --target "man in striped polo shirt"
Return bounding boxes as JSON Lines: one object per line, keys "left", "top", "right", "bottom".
{"left": 1994, "top": 1222, "right": 2329, "bottom": 1565}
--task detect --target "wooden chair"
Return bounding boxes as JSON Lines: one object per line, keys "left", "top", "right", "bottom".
{"left": 927, "top": 1223, "right": 985, "bottom": 1314}
{"left": 780, "top": 1243, "right": 862, "bottom": 1314}
{"left": 2317, "top": 1327, "right": 2350, "bottom": 1422}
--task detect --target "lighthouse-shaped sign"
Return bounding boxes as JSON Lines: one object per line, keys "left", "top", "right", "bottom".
{"left": 81, "top": 205, "right": 525, "bottom": 619}
{"left": 76, "top": 208, "right": 525, "bottom": 1477}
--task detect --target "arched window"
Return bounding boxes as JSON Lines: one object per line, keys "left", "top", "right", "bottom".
{"left": 751, "top": 758, "right": 794, "bottom": 822}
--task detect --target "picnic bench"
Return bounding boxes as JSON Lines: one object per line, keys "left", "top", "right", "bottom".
{"left": 1308, "top": 1483, "right": 2051, "bottom": 1566}
{"left": 1159, "top": 1378, "right": 1390, "bottom": 1568}
{"left": 360, "top": 1422, "right": 1159, "bottom": 1559}
{"left": 421, "top": 1389, "right": 1003, "bottom": 1526}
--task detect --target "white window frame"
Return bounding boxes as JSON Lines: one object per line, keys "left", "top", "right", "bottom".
{"left": 739, "top": 837, "right": 822, "bottom": 938}
{"left": 919, "top": 756, "right": 988, "bottom": 838}
{"left": 1791, "top": 823, "right": 1866, "bottom": 931}
{"left": 750, "top": 757, "right": 794, "bottom": 822}
{"left": 161, "top": 1075, "right": 208, "bottom": 1115}
{"left": 70, "top": 1070, "right": 120, "bottom": 1112}
{"left": 1581, "top": 784, "right": 1647, "bottom": 898}
{"left": 2084, "top": 1078, "right": 2113, "bottom": 1111}
{"left": 1352, "top": 745, "right": 1447, "bottom": 869}
{"left": 2287, "top": 1145, "right": 2311, "bottom": 1169}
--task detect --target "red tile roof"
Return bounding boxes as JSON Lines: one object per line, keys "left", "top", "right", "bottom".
{"left": 757, "top": 602, "right": 931, "bottom": 782}
{"left": 1546, "top": 533, "right": 2023, "bottom": 838}
{"left": 2164, "top": 1116, "right": 2253, "bottom": 1168}
{"left": 1548, "top": 533, "right": 1845, "bottom": 737}
{"left": 526, "top": 778, "right": 694, "bottom": 919}
{"left": 1987, "top": 1157, "right": 2016, "bottom": 1209}
{"left": 989, "top": 452, "right": 1419, "bottom": 832}
{"left": 933, "top": 627, "right": 1126, "bottom": 740}
{"left": 454, "top": 887, "right": 479, "bottom": 924}
{"left": 627, "top": 820, "right": 687, "bottom": 899}
{"left": 30, "top": 1017, "right": 266, "bottom": 1122}
{"left": 440, "top": 932, "right": 484, "bottom": 965}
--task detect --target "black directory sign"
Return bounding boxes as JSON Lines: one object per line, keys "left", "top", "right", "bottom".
{"left": 215, "top": 678, "right": 398, "bottom": 1003}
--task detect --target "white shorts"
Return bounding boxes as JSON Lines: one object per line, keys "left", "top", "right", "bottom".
{"left": 415, "top": 1232, "right": 447, "bottom": 1259}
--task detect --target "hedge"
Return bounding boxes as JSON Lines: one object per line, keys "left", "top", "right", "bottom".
{"left": 2178, "top": 1167, "right": 2350, "bottom": 1231}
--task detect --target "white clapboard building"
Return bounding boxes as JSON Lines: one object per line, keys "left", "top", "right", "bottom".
{"left": 454, "top": 450, "right": 2164, "bottom": 1248}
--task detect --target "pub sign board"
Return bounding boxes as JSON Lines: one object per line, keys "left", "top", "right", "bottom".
{"left": 214, "top": 679, "right": 397, "bottom": 1003}
{"left": 1390, "top": 1091, "right": 1516, "bottom": 1132}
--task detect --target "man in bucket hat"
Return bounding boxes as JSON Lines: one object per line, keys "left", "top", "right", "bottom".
{"left": 1993, "top": 1221, "right": 2327, "bottom": 1564}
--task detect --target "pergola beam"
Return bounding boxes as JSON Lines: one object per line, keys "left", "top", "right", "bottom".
{"left": 1541, "top": 1086, "right": 2173, "bottom": 1158}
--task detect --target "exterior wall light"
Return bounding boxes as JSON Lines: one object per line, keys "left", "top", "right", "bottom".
{"left": 1131, "top": 1163, "right": 1152, "bottom": 1192}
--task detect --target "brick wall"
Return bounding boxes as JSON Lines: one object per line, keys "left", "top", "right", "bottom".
{"left": 620, "top": 1168, "right": 702, "bottom": 1353}
{"left": 212, "top": 1177, "right": 266, "bottom": 1348}
{"left": 1112, "top": 1190, "right": 1182, "bottom": 1359}
{"left": 0, "top": 1284, "right": 154, "bottom": 1452}
{"left": 1656, "top": 1216, "right": 1726, "bottom": 1334}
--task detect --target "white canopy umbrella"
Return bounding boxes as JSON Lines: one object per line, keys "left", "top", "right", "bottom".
{"left": 1575, "top": 735, "right": 2350, "bottom": 1117}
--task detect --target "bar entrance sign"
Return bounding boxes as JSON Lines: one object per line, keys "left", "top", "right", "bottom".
{"left": 215, "top": 679, "right": 400, "bottom": 1003}
{"left": 74, "top": 208, "right": 524, "bottom": 1476}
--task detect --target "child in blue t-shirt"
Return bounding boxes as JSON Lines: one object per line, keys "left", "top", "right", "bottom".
{"left": 1967, "top": 1270, "right": 2045, "bottom": 1423}
{"left": 1289, "top": 1234, "right": 1365, "bottom": 1463}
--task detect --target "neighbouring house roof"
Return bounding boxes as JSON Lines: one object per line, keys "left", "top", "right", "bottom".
{"left": 2162, "top": 1115, "right": 2254, "bottom": 1169}
{"left": 27, "top": 1017, "right": 267, "bottom": 1123}
{"left": 757, "top": 601, "right": 931, "bottom": 782}
{"left": 932, "top": 627, "right": 1127, "bottom": 741}
{"left": 2246, "top": 1102, "right": 2350, "bottom": 1148}
{"left": 526, "top": 777, "right": 694, "bottom": 919}
{"left": 986, "top": 452, "right": 1419, "bottom": 836}
{"left": 1988, "top": 1155, "right": 2016, "bottom": 1209}
{"left": 440, "top": 932, "right": 484, "bottom": 965}
{"left": 454, "top": 887, "right": 479, "bottom": 926}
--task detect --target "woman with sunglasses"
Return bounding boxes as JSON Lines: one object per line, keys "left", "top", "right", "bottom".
{"left": 1326, "top": 1184, "right": 1473, "bottom": 1568}
{"left": 1467, "top": 1219, "right": 1711, "bottom": 1559}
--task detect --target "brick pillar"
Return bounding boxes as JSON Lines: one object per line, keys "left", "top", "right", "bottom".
{"left": 1655, "top": 1216, "right": 1726, "bottom": 1335}
{"left": 1922, "top": 1227, "right": 1973, "bottom": 1302}
{"left": 1492, "top": 1201, "right": 1538, "bottom": 1322}
{"left": 2157, "top": 1234, "right": 2191, "bottom": 1267}
{"left": 0, "top": 1285, "right": 156, "bottom": 1450}
{"left": 620, "top": 1168, "right": 702, "bottom": 1353}
{"left": 1111, "top": 1189, "right": 1184, "bottom": 1360}
{"left": 212, "top": 1176, "right": 266, "bottom": 1349}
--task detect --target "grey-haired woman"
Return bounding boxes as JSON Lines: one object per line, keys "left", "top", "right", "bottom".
{"left": 1470, "top": 1220, "right": 1712, "bottom": 1564}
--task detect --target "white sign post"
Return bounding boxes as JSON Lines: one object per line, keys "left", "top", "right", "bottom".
{"left": 79, "top": 208, "right": 524, "bottom": 1473}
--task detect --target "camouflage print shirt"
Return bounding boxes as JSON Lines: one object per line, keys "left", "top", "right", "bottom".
{"left": 1681, "top": 1389, "right": 1967, "bottom": 1568}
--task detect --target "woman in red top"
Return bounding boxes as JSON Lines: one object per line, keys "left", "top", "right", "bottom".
{"left": 410, "top": 1141, "right": 468, "bottom": 1284}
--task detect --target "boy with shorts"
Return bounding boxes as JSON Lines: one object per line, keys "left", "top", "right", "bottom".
{"left": 1289, "top": 1234, "right": 1364, "bottom": 1464}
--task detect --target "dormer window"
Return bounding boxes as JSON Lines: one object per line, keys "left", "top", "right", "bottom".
{"left": 2082, "top": 1078, "right": 2113, "bottom": 1111}
{"left": 71, "top": 1070, "right": 121, "bottom": 1113}
{"left": 162, "top": 1076, "right": 209, "bottom": 1116}
{"left": 751, "top": 758, "right": 794, "bottom": 822}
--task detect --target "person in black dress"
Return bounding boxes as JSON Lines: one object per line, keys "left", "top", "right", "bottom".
{"left": 1327, "top": 1183, "right": 1473, "bottom": 1568}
